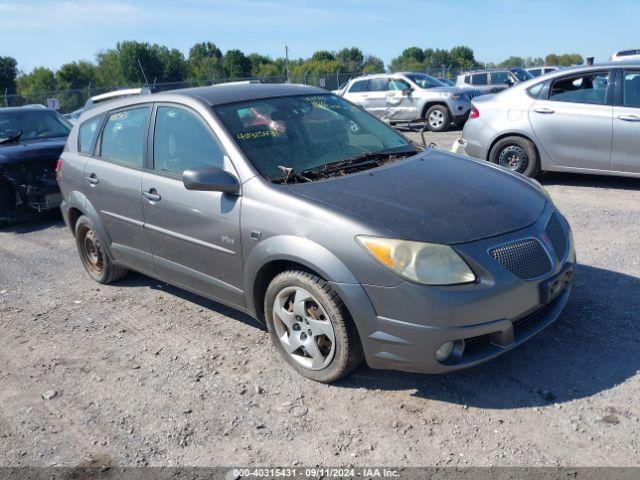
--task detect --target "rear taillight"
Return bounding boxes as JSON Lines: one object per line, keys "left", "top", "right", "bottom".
{"left": 55, "top": 159, "right": 62, "bottom": 182}
{"left": 469, "top": 107, "right": 480, "bottom": 119}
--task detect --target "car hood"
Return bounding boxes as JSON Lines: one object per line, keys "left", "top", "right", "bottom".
{"left": 287, "top": 149, "right": 547, "bottom": 245}
{"left": 0, "top": 137, "right": 67, "bottom": 164}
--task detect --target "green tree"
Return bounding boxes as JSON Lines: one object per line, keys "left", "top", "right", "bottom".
{"left": 362, "top": 55, "right": 384, "bottom": 73}
{"left": 310, "top": 50, "right": 336, "bottom": 63}
{"left": 336, "top": 47, "right": 364, "bottom": 71}
{"left": 55, "top": 60, "right": 97, "bottom": 111}
{"left": 247, "top": 53, "right": 274, "bottom": 76}
{"left": 95, "top": 50, "right": 121, "bottom": 87}
{"left": 16, "top": 67, "right": 56, "bottom": 104}
{"left": 0, "top": 56, "right": 18, "bottom": 94}
{"left": 223, "top": 49, "right": 251, "bottom": 78}
{"left": 499, "top": 56, "right": 526, "bottom": 68}
{"left": 152, "top": 46, "right": 187, "bottom": 82}
{"left": 449, "top": 45, "right": 476, "bottom": 69}
{"left": 116, "top": 41, "right": 163, "bottom": 84}
{"left": 424, "top": 48, "right": 450, "bottom": 68}
{"left": 188, "top": 42, "right": 223, "bottom": 81}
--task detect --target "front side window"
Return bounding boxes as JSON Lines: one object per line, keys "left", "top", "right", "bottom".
{"left": 388, "top": 79, "right": 410, "bottom": 91}
{"left": 153, "top": 106, "right": 224, "bottom": 176}
{"left": 348, "top": 80, "right": 368, "bottom": 93}
{"left": 623, "top": 71, "right": 640, "bottom": 108}
{"left": 0, "top": 110, "right": 70, "bottom": 141}
{"left": 100, "top": 106, "right": 151, "bottom": 168}
{"left": 550, "top": 72, "right": 610, "bottom": 105}
{"left": 405, "top": 73, "right": 444, "bottom": 89}
{"left": 78, "top": 114, "right": 103, "bottom": 154}
{"left": 529, "top": 68, "right": 542, "bottom": 77}
{"left": 214, "top": 94, "right": 414, "bottom": 181}
{"left": 510, "top": 68, "right": 534, "bottom": 81}
{"left": 471, "top": 74, "right": 488, "bottom": 86}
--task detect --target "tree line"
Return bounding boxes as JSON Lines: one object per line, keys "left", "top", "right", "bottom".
{"left": 0, "top": 41, "right": 585, "bottom": 108}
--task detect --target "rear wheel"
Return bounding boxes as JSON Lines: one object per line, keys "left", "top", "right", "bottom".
{"left": 264, "top": 270, "right": 364, "bottom": 383}
{"left": 489, "top": 136, "right": 540, "bottom": 177}
{"left": 74, "top": 215, "right": 127, "bottom": 284}
{"left": 425, "top": 105, "right": 450, "bottom": 132}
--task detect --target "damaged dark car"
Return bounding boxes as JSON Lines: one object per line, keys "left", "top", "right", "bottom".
{"left": 0, "top": 106, "right": 71, "bottom": 223}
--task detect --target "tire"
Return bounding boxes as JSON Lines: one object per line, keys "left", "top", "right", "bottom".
{"left": 264, "top": 270, "right": 364, "bottom": 383}
{"left": 74, "top": 215, "right": 128, "bottom": 284}
{"left": 425, "top": 105, "right": 450, "bottom": 132}
{"left": 489, "top": 136, "right": 540, "bottom": 177}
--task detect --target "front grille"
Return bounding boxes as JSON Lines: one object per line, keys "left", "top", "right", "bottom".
{"left": 489, "top": 238, "right": 552, "bottom": 280}
{"left": 546, "top": 213, "right": 568, "bottom": 261}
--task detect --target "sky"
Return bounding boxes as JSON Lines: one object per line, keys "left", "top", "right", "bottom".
{"left": 0, "top": 0, "right": 638, "bottom": 72}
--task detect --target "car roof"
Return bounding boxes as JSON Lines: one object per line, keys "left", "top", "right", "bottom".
{"left": 0, "top": 106, "right": 54, "bottom": 114}
{"left": 170, "top": 83, "right": 326, "bottom": 106}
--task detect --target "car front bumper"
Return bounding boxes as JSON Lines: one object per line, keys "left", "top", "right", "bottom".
{"left": 339, "top": 204, "right": 575, "bottom": 374}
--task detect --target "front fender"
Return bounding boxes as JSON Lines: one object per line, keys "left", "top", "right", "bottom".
{"left": 244, "top": 235, "right": 360, "bottom": 316}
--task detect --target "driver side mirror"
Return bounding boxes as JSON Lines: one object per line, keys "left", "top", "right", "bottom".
{"left": 182, "top": 167, "right": 240, "bottom": 194}
{"left": 504, "top": 78, "right": 515, "bottom": 86}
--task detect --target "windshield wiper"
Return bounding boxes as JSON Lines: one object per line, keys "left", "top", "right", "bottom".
{"left": 0, "top": 129, "right": 23, "bottom": 145}
{"left": 301, "top": 148, "right": 416, "bottom": 176}
{"left": 271, "top": 165, "right": 314, "bottom": 185}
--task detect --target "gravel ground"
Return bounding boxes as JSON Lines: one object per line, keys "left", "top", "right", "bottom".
{"left": 1, "top": 129, "right": 639, "bottom": 468}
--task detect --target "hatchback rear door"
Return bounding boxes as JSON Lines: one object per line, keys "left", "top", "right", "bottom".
{"left": 529, "top": 70, "right": 613, "bottom": 171}
{"left": 612, "top": 69, "right": 640, "bottom": 173}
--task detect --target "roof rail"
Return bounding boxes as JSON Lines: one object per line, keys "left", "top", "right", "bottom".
{"left": 84, "top": 87, "right": 152, "bottom": 109}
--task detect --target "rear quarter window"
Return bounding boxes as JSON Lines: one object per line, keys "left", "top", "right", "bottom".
{"left": 78, "top": 115, "right": 104, "bottom": 155}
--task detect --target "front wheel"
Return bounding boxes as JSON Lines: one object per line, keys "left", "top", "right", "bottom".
{"left": 425, "top": 105, "right": 450, "bottom": 132}
{"left": 74, "top": 215, "right": 128, "bottom": 284}
{"left": 489, "top": 136, "right": 540, "bottom": 177}
{"left": 264, "top": 270, "right": 364, "bottom": 383}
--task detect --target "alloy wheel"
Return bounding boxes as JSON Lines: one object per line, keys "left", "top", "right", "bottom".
{"left": 428, "top": 109, "right": 445, "bottom": 129}
{"left": 272, "top": 286, "right": 336, "bottom": 371}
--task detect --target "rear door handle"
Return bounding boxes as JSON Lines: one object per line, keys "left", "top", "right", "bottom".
{"left": 86, "top": 174, "right": 99, "bottom": 185}
{"left": 142, "top": 189, "right": 161, "bottom": 202}
{"left": 618, "top": 114, "right": 640, "bottom": 122}
{"left": 534, "top": 107, "right": 555, "bottom": 114}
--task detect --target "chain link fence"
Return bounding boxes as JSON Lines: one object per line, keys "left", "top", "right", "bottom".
{"left": 2, "top": 71, "right": 380, "bottom": 113}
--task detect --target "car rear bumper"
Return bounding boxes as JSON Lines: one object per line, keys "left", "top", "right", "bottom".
{"left": 339, "top": 205, "right": 575, "bottom": 374}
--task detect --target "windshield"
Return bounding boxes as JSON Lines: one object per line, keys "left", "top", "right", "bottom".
{"left": 0, "top": 110, "right": 71, "bottom": 141}
{"left": 405, "top": 73, "right": 445, "bottom": 89}
{"left": 214, "top": 94, "right": 415, "bottom": 181}
{"left": 510, "top": 68, "right": 534, "bottom": 82}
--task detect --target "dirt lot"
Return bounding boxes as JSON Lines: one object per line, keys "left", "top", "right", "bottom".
{"left": 1, "top": 129, "right": 639, "bottom": 468}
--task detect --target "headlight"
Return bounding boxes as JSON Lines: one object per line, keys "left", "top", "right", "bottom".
{"left": 356, "top": 236, "right": 476, "bottom": 285}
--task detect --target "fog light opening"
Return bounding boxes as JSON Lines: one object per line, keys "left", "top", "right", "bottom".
{"left": 435, "top": 340, "right": 465, "bottom": 363}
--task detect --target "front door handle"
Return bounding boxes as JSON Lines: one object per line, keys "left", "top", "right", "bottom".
{"left": 86, "top": 174, "right": 99, "bottom": 185}
{"left": 143, "top": 189, "right": 161, "bottom": 202}
{"left": 534, "top": 107, "right": 555, "bottom": 114}
{"left": 618, "top": 114, "right": 640, "bottom": 122}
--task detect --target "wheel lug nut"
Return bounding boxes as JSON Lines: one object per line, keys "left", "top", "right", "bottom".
{"left": 292, "top": 324, "right": 301, "bottom": 331}
{"left": 300, "top": 333, "right": 307, "bottom": 341}
{"left": 295, "top": 315, "right": 302, "bottom": 321}
{"left": 304, "top": 319, "right": 309, "bottom": 325}
{"left": 307, "top": 330, "right": 312, "bottom": 336}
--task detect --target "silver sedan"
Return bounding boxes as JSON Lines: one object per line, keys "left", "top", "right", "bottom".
{"left": 461, "top": 62, "right": 640, "bottom": 178}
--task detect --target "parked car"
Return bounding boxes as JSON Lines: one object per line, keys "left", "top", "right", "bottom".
{"left": 0, "top": 106, "right": 71, "bottom": 223}
{"left": 63, "top": 108, "right": 84, "bottom": 125}
{"left": 438, "top": 78, "right": 455, "bottom": 86}
{"left": 456, "top": 68, "right": 534, "bottom": 93}
{"left": 527, "top": 66, "right": 560, "bottom": 77}
{"left": 58, "top": 83, "right": 575, "bottom": 382}
{"left": 611, "top": 49, "right": 640, "bottom": 62}
{"left": 336, "top": 72, "right": 483, "bottom": 131}
{"left": 462, "top": 62, "right": 640, "bottom": 178}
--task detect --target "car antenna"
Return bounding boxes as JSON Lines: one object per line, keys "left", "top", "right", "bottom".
{"left": 137, "top": 59, "right": 150, "bottom": 88}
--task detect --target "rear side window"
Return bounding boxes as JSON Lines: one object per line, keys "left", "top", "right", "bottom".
{"left": 349, "top": 80, "right": 368, "bottom": 93}
{"left": 623, "top": 71, "right": 640, "bottom": 107}
{"left": 550, "top": 72, "right": 609, "bottom": 105}
{"left": 490, "top": 72, "right": 510, "bottom": 85}
{"left": 153, "top": 106, "right": 225, "bottom": 176}
{"left": 78, "top": 115, "right": 103, "bottom": 154}
{"left": 471, "top": 74, "right": 488, "bottom": 86}
{"left": 100, "top": 106, "right": 151, "bottom": 168}
{"left": 368, "top": 78, "right": 389, "bottom": 91}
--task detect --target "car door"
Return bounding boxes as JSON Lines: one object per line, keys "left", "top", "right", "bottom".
{"left": 83, "top": 104, "right": 153, "bottom": 272}
{"left": 140, "top": 103, "right": 244, "bottom": 307}
{"left": 384, "top": 78, "right": 419, "bottom": 121}
{"left": 362, "top": 78, "right": 391, "bottom": 119}
{"left": 612, "top": 69, "right": 640, "bottom": 173}
{"left": 529, "top": 70, "right": 614, "bottom": 171}
{"left": 342, "top": 79, "right": 369, "bottom": 107}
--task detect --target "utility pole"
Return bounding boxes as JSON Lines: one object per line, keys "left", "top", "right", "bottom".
{"left": 285, "top": 45, "right": 291, "bottom": 83}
